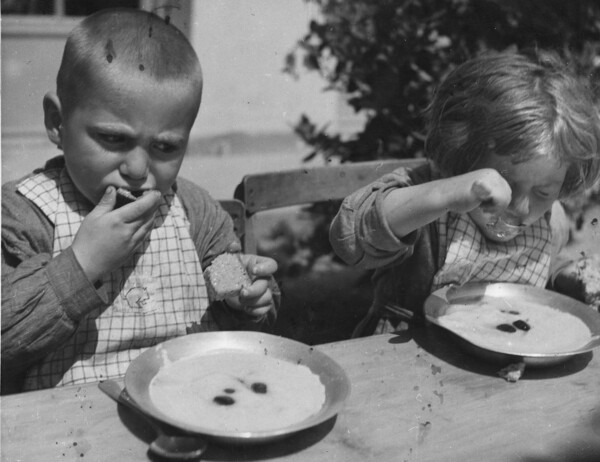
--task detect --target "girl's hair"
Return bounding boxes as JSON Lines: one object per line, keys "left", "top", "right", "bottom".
{"left": 56, "top": 8, "right": 202, "bottom": 117}
{"left": 425, "top": 49, "right": 600, "bottom": 197}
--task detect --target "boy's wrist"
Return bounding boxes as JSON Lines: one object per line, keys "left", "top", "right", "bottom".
{"left": 48, "top": 248, "right": 109, "bottom": 321}
{"left": 222, "top": 298, "right": 270, "bottom": 321}
{"left": 71, "top": 243, "right": 104, "bottom": 285}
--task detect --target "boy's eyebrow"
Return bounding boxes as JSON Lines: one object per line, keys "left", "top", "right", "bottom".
{"left": 153, "top": 133, "right": 186, "bottom": 145}
{"left": 91, "top": 122, "right": 134, "bottom": 133}
{"left": 90, "top": 124, "right": 185, "bottom": 144}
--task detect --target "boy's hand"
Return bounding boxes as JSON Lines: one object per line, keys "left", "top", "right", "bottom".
{"left": 71, "top": 186, "right": 162, "bottom": 283}
{"left": 224, "top": 254, "right": 278, "bottom": 318}
{"left": 449, "top": 168, "right": 512, "bottom": 214}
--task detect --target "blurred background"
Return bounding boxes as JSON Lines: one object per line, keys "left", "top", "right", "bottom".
{"left": 1, "top": 0, "right": 362, "bottom": 198}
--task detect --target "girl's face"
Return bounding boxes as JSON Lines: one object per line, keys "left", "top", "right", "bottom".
{"left": 57, "top": 73, "right": 201, "bottom": 205}
{"left": 469, "top": 153, "right": 568, "bottom": 242}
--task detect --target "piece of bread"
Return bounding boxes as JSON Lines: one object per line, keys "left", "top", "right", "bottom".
{"left": 204, "top": 253, "right": 252, "bottom": 300}
{"left": 115, "top": 188, "right": 148, "bottom": 208}
{"left": 497, "top": 362, "right": 525, "bottom": 382}
{"left": 578, "top": 255, "right": 600, "bottom": 312}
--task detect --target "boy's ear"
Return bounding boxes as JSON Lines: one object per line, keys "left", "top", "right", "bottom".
{"left": 43, "top": 92, "right": 63, "bottom": 149}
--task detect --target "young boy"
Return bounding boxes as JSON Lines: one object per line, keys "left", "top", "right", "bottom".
{"left": 1, "top": 8, "right": 279, "bottom": 393}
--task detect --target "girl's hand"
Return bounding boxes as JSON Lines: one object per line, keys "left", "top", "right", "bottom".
{"left": 71, "top": 186, "right": 162, "bottom": 283}
{"left": 449, "top": 168, "right": 512, "bottom": 214}
{"left": 224, "top": 254, "right": 278, "bottom": 318}
{"left": 553, "top": 256, "right": 600, "bottom": 311}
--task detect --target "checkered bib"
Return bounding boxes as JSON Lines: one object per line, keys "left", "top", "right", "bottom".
{"left": 18, "top": 167, "right": 213, "bottom": 390}
{"left": 431, "top": 212, "right": 553, "bottom": 292}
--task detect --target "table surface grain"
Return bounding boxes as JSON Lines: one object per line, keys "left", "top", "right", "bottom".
{"left": 2, "top": 326, "right": 599, "bottom": 462}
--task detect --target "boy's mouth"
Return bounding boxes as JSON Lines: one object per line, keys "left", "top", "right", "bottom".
{"left": 115, "top": 187, "right": 148, "bottom": 207}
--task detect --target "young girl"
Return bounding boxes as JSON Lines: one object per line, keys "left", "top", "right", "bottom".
{"left": 329, "top": 49, "right": 600, "bottom": 337}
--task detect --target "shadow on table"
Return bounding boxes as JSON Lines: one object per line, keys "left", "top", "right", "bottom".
{"left": 394, "top": 323, "right": 593, "bottom": 380}
{"left": 200, "top": 417, "right": 336, "bottom": 461}
{"left": 116, "top": 403, "right": 336, "bottom": 461}
{"left": 519, "top": 409, "right": 600, "bottom": 462}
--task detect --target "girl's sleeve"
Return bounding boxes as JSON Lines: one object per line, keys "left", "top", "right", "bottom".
{"left": 329, "top": 166, "right": 425, "bottom": 270}
{"left": 547, "top": 201, "right": 574, "bottom": 281}
{"left": 547, "top": 200, "right": 582, "bottom": 293}
{"left": 176, "top": 178, "right": 279, "bottom": 331}
{"left": 1, "top": 185, "right": 107, "bottom": 391}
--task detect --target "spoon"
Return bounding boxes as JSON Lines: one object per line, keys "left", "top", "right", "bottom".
{"left": 486, "top": 216, "right": 526, "bottom": 239}
{"left": 98, "top": 379, "right": 207, "bottom": 460}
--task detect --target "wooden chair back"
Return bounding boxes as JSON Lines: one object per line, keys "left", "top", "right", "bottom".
{"left": 218, "top": 199, "right": 246, "bottom": 243}
{"left": 233, "top": 158, "right": 427, "bottom": 254}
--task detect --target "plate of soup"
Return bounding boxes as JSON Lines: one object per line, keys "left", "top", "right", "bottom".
{"left": 424, "top": 283, "right": 600, "bottom": 366}
{"left": 125, "top": 331, "right": 350, "bottom": 443}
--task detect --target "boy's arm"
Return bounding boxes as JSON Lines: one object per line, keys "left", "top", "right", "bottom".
{"left": 1, "top": 187, "right": 108, "bottom": 391}
{"left": 176, "top": 178, "right": 279, "bottom": 331}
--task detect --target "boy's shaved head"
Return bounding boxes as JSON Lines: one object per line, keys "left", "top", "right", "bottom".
{"left": 56, "top": 8, "right": 202, "bottom": 116}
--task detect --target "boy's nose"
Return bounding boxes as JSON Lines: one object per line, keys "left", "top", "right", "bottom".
{"left": 120, "top": 149, "right": 150, "bottom": 180}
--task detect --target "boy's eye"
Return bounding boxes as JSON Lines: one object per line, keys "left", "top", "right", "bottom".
{"left": 97, "top": 133, "right": 126, "bottom": 145}
{"left": 152, "top": 142, "right": 179, "bottom": 154}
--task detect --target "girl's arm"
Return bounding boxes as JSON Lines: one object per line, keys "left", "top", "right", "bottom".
{"left": 330, "top": 165, "right": 511, "bottom": 269}
{"left": 330, "top": 165, "right": 431, "bottom": 269}
{"left": 383, "top": 168, "right": 512, "bottom": 239}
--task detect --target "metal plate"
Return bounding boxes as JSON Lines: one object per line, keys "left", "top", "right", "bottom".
{"left": 125, "top": 331, "right": 350, "bottom": 444}
{"left": 424, "top": 283, "right": 600, "bottom": 367}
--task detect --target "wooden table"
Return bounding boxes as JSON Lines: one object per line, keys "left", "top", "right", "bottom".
{"left": 2, "top": 326, "right": 599, "bottom": 461}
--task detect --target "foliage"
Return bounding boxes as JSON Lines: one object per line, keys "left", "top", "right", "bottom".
{"left": 284, "top": 0, "right": 600, "bottom": 164}
{"left": 270, "top": 0, "right": 600, "bottom": 277}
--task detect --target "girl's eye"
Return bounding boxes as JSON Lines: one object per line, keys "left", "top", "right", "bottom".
{"left": 535, "top": 189, "right": 552, "bottom": 199}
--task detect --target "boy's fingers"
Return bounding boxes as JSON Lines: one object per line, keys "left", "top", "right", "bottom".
{"left": 93, "top": 186, "right": 116, "bottom": 213}
{"left": 244, "top": 256, "right": 278, "bottom": 277}
{"left": 243, "top": 305, "right": 272, "bottom": 318}
{"left": 240, "top": 279, "right": 269, "bottom": 299}
{"left": 226, "top": 241, "right": 242, "bottom": 253}
{"left": 118, "top": 190, "right": 162, "bottom": 222}
{"left": 133, "top": 213, "right": 159, "bottom": 241}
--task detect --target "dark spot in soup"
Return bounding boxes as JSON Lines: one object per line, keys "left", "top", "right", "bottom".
{"left": 496, "top": 324, "right": 517, "bottom": 333}
{"left": 251, "top": 382, "right": 267, "bottom": 394}
{"left": 213, "top": 395, "right": 235, "bottom": 405}
{"left": 513, "top": 320, "right": 531, "bottom": 331}
{"left": 105, "top": 39, "right": 116, "bottom": 63}
{"left": 501, "top": 309, "right": 520, "bottom": 315}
